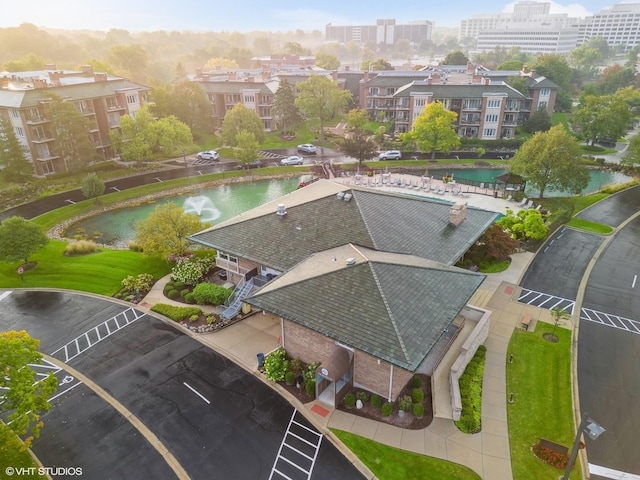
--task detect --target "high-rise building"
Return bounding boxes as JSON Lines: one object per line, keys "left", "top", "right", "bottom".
{"left": 325, "top": 19, "right": 432, "bottom": 46}
{"left": 577, "top": 3, "right": 640, "bottom": 50}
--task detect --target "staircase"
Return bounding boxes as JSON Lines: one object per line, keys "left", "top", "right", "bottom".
{"left": 220, "top": 278, "right": 256, "bottom": 320}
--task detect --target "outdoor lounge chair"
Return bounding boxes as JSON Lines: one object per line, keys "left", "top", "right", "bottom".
{"left": 517, "top": 197, "right": 528, "bottom": 207}
{"left": 506, "top": 194, "right": 513, "bottom": 202}
{"left": 525, "top": 200, "right": 534, "bottom": 208}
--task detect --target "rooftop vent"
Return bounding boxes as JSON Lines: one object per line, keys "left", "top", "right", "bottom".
{"left": 448, "top": 201, "right": 467, "bottom": 227}
{"left": 336, "top": 191, "right": 345, "bottom": 200}
{"left": 343, "top": 193, "right": 353, "bottom": 202}
{"left": 345, "top": 258, "right": 356, "bottom": 265}
{"left": 276, "top": 204, "right": 287, "bottom": 217}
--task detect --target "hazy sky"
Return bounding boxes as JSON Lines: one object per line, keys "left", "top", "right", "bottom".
{"left": 0, "top": 0, "right": 628, "bottom": 32}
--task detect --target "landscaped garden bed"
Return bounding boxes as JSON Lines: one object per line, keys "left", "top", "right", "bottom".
{"left": 150, "top": 303, "right": 249, "bottom": 333}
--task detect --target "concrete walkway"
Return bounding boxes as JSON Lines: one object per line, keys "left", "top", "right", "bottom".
{"left": 139, "top": 253, "right": 557, "bottom": 479}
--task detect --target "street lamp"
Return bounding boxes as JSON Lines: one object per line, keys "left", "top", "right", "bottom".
{"left": 562, "top": 413, "right": 605, "bottom": 480}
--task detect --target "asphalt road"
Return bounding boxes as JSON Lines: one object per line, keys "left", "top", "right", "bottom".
{"left": 0, "top": 291, "right": 364, "bottom": 480}
{"left": 576, "top": 185, "right": 640, "bottom": 228}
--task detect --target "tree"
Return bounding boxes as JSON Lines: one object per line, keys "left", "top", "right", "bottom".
{"left": 203, "top": 57, "right": 239, "bottom": 70}
{"left": 549, "top": 306, "right": 571, "bottom": 341}
{"left": 81, "top": 173, "right": 105, "bottom": 203}
{"left": 621, "top": 134, "right": 640, "bottom": 168}
{"left": 235, "top": 130, "right": 259, "bottom": 165}
{"left": 315, "top": 53, "right": 340, "bottom": 70}
{"left": 0, "top": 117, "right": 31, "bottom": 181}
{"left": 272, "top": 79, "right": 301, "bottom": 134}
{"left": 340, "top": 110, "right": 379, "bottom": 166}
{"left": 507, "top": 76, "right": 529, "bottom": 96}
{"left": 497, "top": 208, "right": 548, "bottom": 242}
{"left": 0, "top": 331, "right": 57, "bottom": 448}
{"left": 45, "top": 93, "right": 98, "bottom": 172}
{"left": 572, "top": 94, "right": 630, "bottom": 145}
{"left": 109, "top": 44, "right": 149, "bottom": 82}
{"left": 0, "top": 216, "right": 48, "bottom": 264}
{"left": 467, "top": 224, "right": 519, "bottom": 261}
{"left": 361, "top": 58, "right": 393, "bottom": 71}
{"left": 533, "top": 54, "right": 572, "bottom": 91}
{"left": 135, "top": 202, "right": 208, "bottom": 258}
{"left": 401, "top": 101, "right": 460, "bottom": 160}
{"left": 510, "top": 125, "right": 589, "bottom": 198}
{"left": 523, "top": 107, "right": 552, "bottom": 133}
{"left": 167, "top": 80, "right": 212, "bottom": 132}
{"left": 283, "top": 42, "right": 309, "bottom": 55}
{"left": 4, "top": 53, "right": 47, "bottom": 71}
{"left": 442, "top": 50, "right": 469, "bottom": 65}
{"left": 295, "top": 76, "right": 352, "bottom": 140}
{"left": 221, "top": 104, "right": 265, "bottom": 147}
{"left": 498, "top": 60, "right": 524, "bottom": 71}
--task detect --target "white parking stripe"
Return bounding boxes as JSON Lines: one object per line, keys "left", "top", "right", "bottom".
{"left": 581, "top": 308, "right": 640, "bottom": 335}
{"left": 518, "top": 288, "right": 575, "bottom": 314}
{"left": 0, "top": 291, "right": 12, "bottom": 301}
{"left": 183, "top": 382, "right": 210, "bottom": 404}
{"left": 269, "top": 409, "right": 322, "bottom": 480}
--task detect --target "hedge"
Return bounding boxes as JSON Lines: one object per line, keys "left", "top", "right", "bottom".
{"left": 151, "top": 303, "right": 202, "bottom": 322}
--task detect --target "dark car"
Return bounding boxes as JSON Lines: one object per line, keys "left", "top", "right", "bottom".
{"left": 237, "top": 159, "right": 264, "bottom": 169}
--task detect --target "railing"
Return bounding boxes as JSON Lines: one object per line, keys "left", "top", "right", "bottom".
{"left": 221, "top": 278, "right": 256, "bottom": 320}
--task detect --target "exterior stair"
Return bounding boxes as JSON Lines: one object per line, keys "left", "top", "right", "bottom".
{"left": 220, "top": 278, "right": 256, "bottom": 320}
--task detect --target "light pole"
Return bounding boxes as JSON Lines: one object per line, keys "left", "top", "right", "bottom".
{"left": 562, "top": 413, "right": 605, "bottom": 480}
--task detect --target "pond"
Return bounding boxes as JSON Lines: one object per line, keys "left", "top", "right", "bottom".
{"left": 68, "top": 176, "right": 310, "bottom": 247}
{"left": 428, "top": 168, "right": 631, "bottom": 197}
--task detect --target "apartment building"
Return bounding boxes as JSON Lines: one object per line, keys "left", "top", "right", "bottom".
{"left": 325, "top": 18, "right": 432, "bottom": 46}
{"left": 577, "top": 3, "right": 640, "bottom": 50}
{"left": 476, "top": 26, "right": 580, "bottom": 54}
{"left": 0, "top": 66, "right": 148, "bottom": 176}
{"left": 358, "top": 66, "right": 557, "bottom": 139}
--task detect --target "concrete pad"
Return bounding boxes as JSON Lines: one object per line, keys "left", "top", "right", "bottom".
{"left": 483, "top": 456, "right": 513, "bottom": 480}
{"left": 484, "top": 361, "right": 505, "bottom": 379}
{"left": 481, "top": 416, "right": 508, "bottom": 438}
{"left": 373, "top": 423, "right": 402, "bottom": 448}
{"left": 445, "top": 439, "right": 484, "bottom": 476}
{"left": 327, "top": 409, "right": 356, "bottom": 432}
{"left": 490, "top": 320, "right": 516, "bottom": 340}
{"left": 481, "top": 431, "right": 511, "bottom": 459}
{"left": 423, "top": 429, "right": 448, "bottom": 458}
{"left": 427, "top": 417, "right": 459, "bottom": 438}
{"left": 350, "top": 416, "right": 380, "bottom": 439}
{"left": 399, "top": 428, "right": 426, "bottom": 455}
{"left": 485, "top": 350, "right": 505, "bottom": 367}
{"left": 447, "top": 430, "right": 482, "bottom": 453}
{"left": 483, "top": 387, "right": 506, "bottom": 407}
{"left": 482, "top": 401, "right": 507, "bottom": 422}
{"left": 483, "top": 373, "right": 506, "bottom": 394}
{"left": 484, "top": 335, "right": 509, "bottom": 355}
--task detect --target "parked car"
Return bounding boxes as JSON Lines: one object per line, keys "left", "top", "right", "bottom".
{"left": 196, "top": 150, "right": 220, "bottom": 161}
{"left": 237, "top": 159, "right": 264, "bottom": 169}
{"left": 280, "top": 155, "right": 304, "bottom": 166}
{"left": 378, "top": 150, "right": 402, "bottom": 160}
{"left": 297, "top": 143, "right": 317, "bottom": 154}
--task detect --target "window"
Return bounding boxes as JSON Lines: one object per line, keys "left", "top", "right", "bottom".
{"left": 487, "top": 99, "right": 501, "bottom": 108}
{"left": 15, "top": 127, "right": 24, "bottom": 137}
{"left": 108, "top": 112, "right": 120, "bottom": 128}
{"left": 540, "top": 88, "right": 550, "bottom": 96}
{"left": 485, "top": 114, "right": 498, "bottom": 123}
{"left": 483, "top": 128, "right": 496, "bottom": 137}
{"left": 126, "top": 94, "right": 137, "bottom": 104}
{"left": 11, "top": 109, "right": 19, "bottom": 118}
{"left": 36, "top": 144, "right": 51, "bottom": 159}
{"left": 538, "top": 101, "right": 548, "bottom": 109}
{"left": 243, "top": 94, "right": 255, "bottom": 103}
{"left": 415, "top": 98, "right": 426, "bottom": 107}
{"left": 41, "top": 161, "right": 55, "bottom": 175}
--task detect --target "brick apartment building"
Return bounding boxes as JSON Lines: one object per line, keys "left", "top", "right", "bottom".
{"left": 0, "top": 65, "right": 149, "bottom": 176}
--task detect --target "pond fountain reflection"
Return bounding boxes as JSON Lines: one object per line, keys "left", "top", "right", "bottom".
{"left": 183, "top": 195, "right": 221, "bottom": 223}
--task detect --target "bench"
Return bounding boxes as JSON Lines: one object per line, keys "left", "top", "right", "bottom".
{"left": 522, "top": 313, "right": 532, "bottom": 331}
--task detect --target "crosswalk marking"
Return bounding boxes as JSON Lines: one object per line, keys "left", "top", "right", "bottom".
{"left": 581, "top": 308, "right": 640, "bottom": 335}
{"left": 269, "top": 409, "right": 323, "bottom": 480}
{"left": 50, "top": 307, "right": 144, "bottom": 363}
{"left": 518, "top": 288, "right": 575, "bottom": 314}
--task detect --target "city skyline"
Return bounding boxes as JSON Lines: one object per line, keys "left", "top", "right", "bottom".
{"left": 0, "top": 0, "right": 633, "bottom": 33}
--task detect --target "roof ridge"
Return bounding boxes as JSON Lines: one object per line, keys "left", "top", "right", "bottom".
{"left": 368, "top": 263, "right": 412, "bottom": 365}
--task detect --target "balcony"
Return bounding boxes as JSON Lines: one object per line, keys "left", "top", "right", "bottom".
{"left": 26, "top": 116, "right": 49, "bottom": 125}
{"left": 35, "top": 153, "right": 59, "bottom": 161}
{"left": 31, "top": 134, "right": 54, "bottom": 143}
{"left": 216, "top": 258, "right": 251, "bottom": 275}
{"left": 106, "top": 104, "right": 125, "bottom": 111}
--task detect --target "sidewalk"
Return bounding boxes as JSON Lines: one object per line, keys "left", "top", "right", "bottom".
{"left": 139, "top": 253, "right": 554, "bottom": 479}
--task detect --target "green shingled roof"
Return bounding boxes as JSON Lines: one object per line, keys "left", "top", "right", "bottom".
{"left": 189, "top": 187, "right": 499, "bottom": 271}
{"left": 247, "top": 258, "right": 485, "bottom": 371}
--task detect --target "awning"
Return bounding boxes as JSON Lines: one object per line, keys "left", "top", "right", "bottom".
{"left": 316, "top": 346, "right": 352, "bottom": 382}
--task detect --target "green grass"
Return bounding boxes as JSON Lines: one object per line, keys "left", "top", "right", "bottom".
{"left": 566, "top": 217, "right": 614, "bottom": 234}
{"left": 507, "top": 322, "right": 580, "bottom": 480}
{"left": 0, "top": 424, "right": 46, "bottom": 480}
{"left": 332, "top": 429, "right": 481, "bottom": 480}
{"left": 0, "top": 240, "right": 171, "bottom": 295}
{"left": 551, "top": 113, "right": 569, "bottom": 128}
{"left": 478, "top": 259, "right": 511, "bottom": 273}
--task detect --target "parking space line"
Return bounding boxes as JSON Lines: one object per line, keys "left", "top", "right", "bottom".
{"left": 183, "top": 382, "right": 210, "bottom": 405}
{"left": 50, "top": 307, "right": 145, "bottom": 363}
{"left": 581, "top": 307, "right": 640, "bottom": 335}
{"left": 518, "top": 288, "right": 575, "bottom": 314}
{"left": 0, "top": 291, "right": 12, "bottom": 301}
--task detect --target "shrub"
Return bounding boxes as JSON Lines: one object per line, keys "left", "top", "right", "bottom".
{"left": 189, "top": 314, "right": 199, "bottom": 323}
{"left": 263, "top": 347, "right": 289, "bottom": 382}
{"left": 289, "top": 358, "right": 304, "bottom": 374}
{"left": 171, "top": 256, "right": 216, "bottom": 286}
{"left": 305, "top": 379, "right": 316, "bottom": 397}
{"left": 303, "top": 361, "right": 320, "bottom": 383}
{"left": 184, "top": 293, "right": 196, "bottom": 304}
{"left": 381, "top": 402, "right": 393, "bottom": 417}
{"left": 356, "top": 391, "right": 369, "bottom": 403}
{"left": 128, "top": 241, "right": 143, "bottom": 252}
{"left": 192, "top": 282, "right": 233, "bottom": 306}
{"left": 413, "top": 403, "right": 424, "bottom": 418}
{"left": 206, "top": 314, "right": 216, "bottom": 325}
{"left": 150, "top": 304, "right": 202, "bottom": 322}
{"left": 454, "top": 345, "right": 486, "bottom": 434}
{"left": 371, "top": 394, "right": 382, "bottom": 408}
{"left": 285, "top": 371, "right": 295, "bottom": 384}
{"left": 65, "top": 240, "right": 98, "bottom": 255}
{"left": 173, "top": 281, "right": 186, "bottom": 291}
{"left": 344, "top": 392, "right": 356, "bottom": 408}
{"left": 167, "top": 289, "right": 179, "bottom": 299}
{"left": 411, "top": 376, "right": 423, "bottom": 389}
{"left": 122, "top": 273, "right": 154, "bottom": 294}
{"left": 412, "top": 388, "right": 424, "bottom": 404}
{"left": 398, "top": 395, "right": 412, "bottom": 412}
{"left": 180, "top": 288, "right": 191, "bottom": 298}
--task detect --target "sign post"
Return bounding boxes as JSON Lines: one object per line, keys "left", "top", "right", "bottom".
{"left": 17, "top": 266, "right": 24, "bottom": 282}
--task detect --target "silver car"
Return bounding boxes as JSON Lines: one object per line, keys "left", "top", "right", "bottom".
{"left": 197, "top": 150, "right": 220, "bottom": 161}
{"left": 280, "top": 155, "right": 304, "bottom": 166}
{"left": 297, "top": 144, "right": 317, "bottom": 154}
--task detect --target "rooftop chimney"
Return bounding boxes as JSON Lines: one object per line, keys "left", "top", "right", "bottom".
{"left": 45, "top": 63, "right": 57, "bottom": 70}
{"left": 32, "top": 78, "right": 48, "bottom": 89}
{"left": 81, "top": 65, "right": 93, "bottom": 75}
{"left": 195, "top": 68, "right": 203, "bottom": 76}
{"left": 448, "top": 201, "right": 467, "bottom": 227}
{"left": 48, "top": 71, "right": 63, "bottom": 85}
{"left": 94, "top": 73, "right": 108, "bottom": 82}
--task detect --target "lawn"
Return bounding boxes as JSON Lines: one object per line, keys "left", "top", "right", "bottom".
{"left": 0, "top": 424, "right": 46, "bottom": 480}
{"left": 507, "top": 322, "right": 580, "bottom": 480}
{"left": 331, "top": 429, "right": 481, "bottom": 480}
{"left": 566, "top": 217, "right": 614, "bottom": 234}
{"left": 0, "top": 240, "right": 171, "bottom": 295}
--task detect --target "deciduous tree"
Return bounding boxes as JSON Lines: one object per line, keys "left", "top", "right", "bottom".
{"left": 295, "top": 76, "right": 352, "bottom": 140}
{"left": 622, "top": 134, "right": 640, "bottom": 168}
{"left": 235, "top": 130, "right": 259, "bottom": 165}
{"left": 167, "top": 80, "right": 212, "bottom": 132}
{"left": 340, "top": 109, "right": 379, "bottom": 166}
{"left": 0, "top": 331, "right": 57, "bottom": 448}
{"left": 497, "top": 208, "right": 548, "bottom": 242}
{"left": 0, "top": 216, "right": 49, "bottom": 265}
{"left": 221, "top": 103, "right": 265, "bottom": 147}
{"left": 523, "top": 107, "right": 551, "bottom": 133}
{"left": 315, "top": 53, "right": 340, "bottom": 70}
{"left": 442, "top": 50, "right": 469, "bottom": 65}
{"left": 401, "top": 101, "right": 460, "bottom": 160}
{"left": 81, "top": 173, "right": 105, "bottom": 203}
{"left": 135, "top": 202, "right": 208, "bottom": 258}
{"left": 572, "top": 94, "right": 630, "bottom": 145}
{"left": 510, "top": 125, "right": 589, "bottom": 198}
{"left": 468, "top": 224, "right": 519, "bottom": 261}
{"left": 361, "top": 58, "right": 393, "bottom": 71}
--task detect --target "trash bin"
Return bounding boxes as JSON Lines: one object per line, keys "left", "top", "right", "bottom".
{"left": 257, "top": 353, "right": 265, "bottom": 368}
{"left": 494, "top": 190, "right": 498, "bottom": 198}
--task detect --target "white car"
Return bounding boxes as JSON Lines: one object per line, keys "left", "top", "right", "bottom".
{"left": 379, "top": 150, "right": 402, "bottom": 160}
{"left": 280, "top": 155, "right": 304, "bottom": 166}
{"left": 196, "top": 150, "right": 220, "bottom": 161}
{"left": 297, "top": 144, "right": 317, "bottom": 154}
